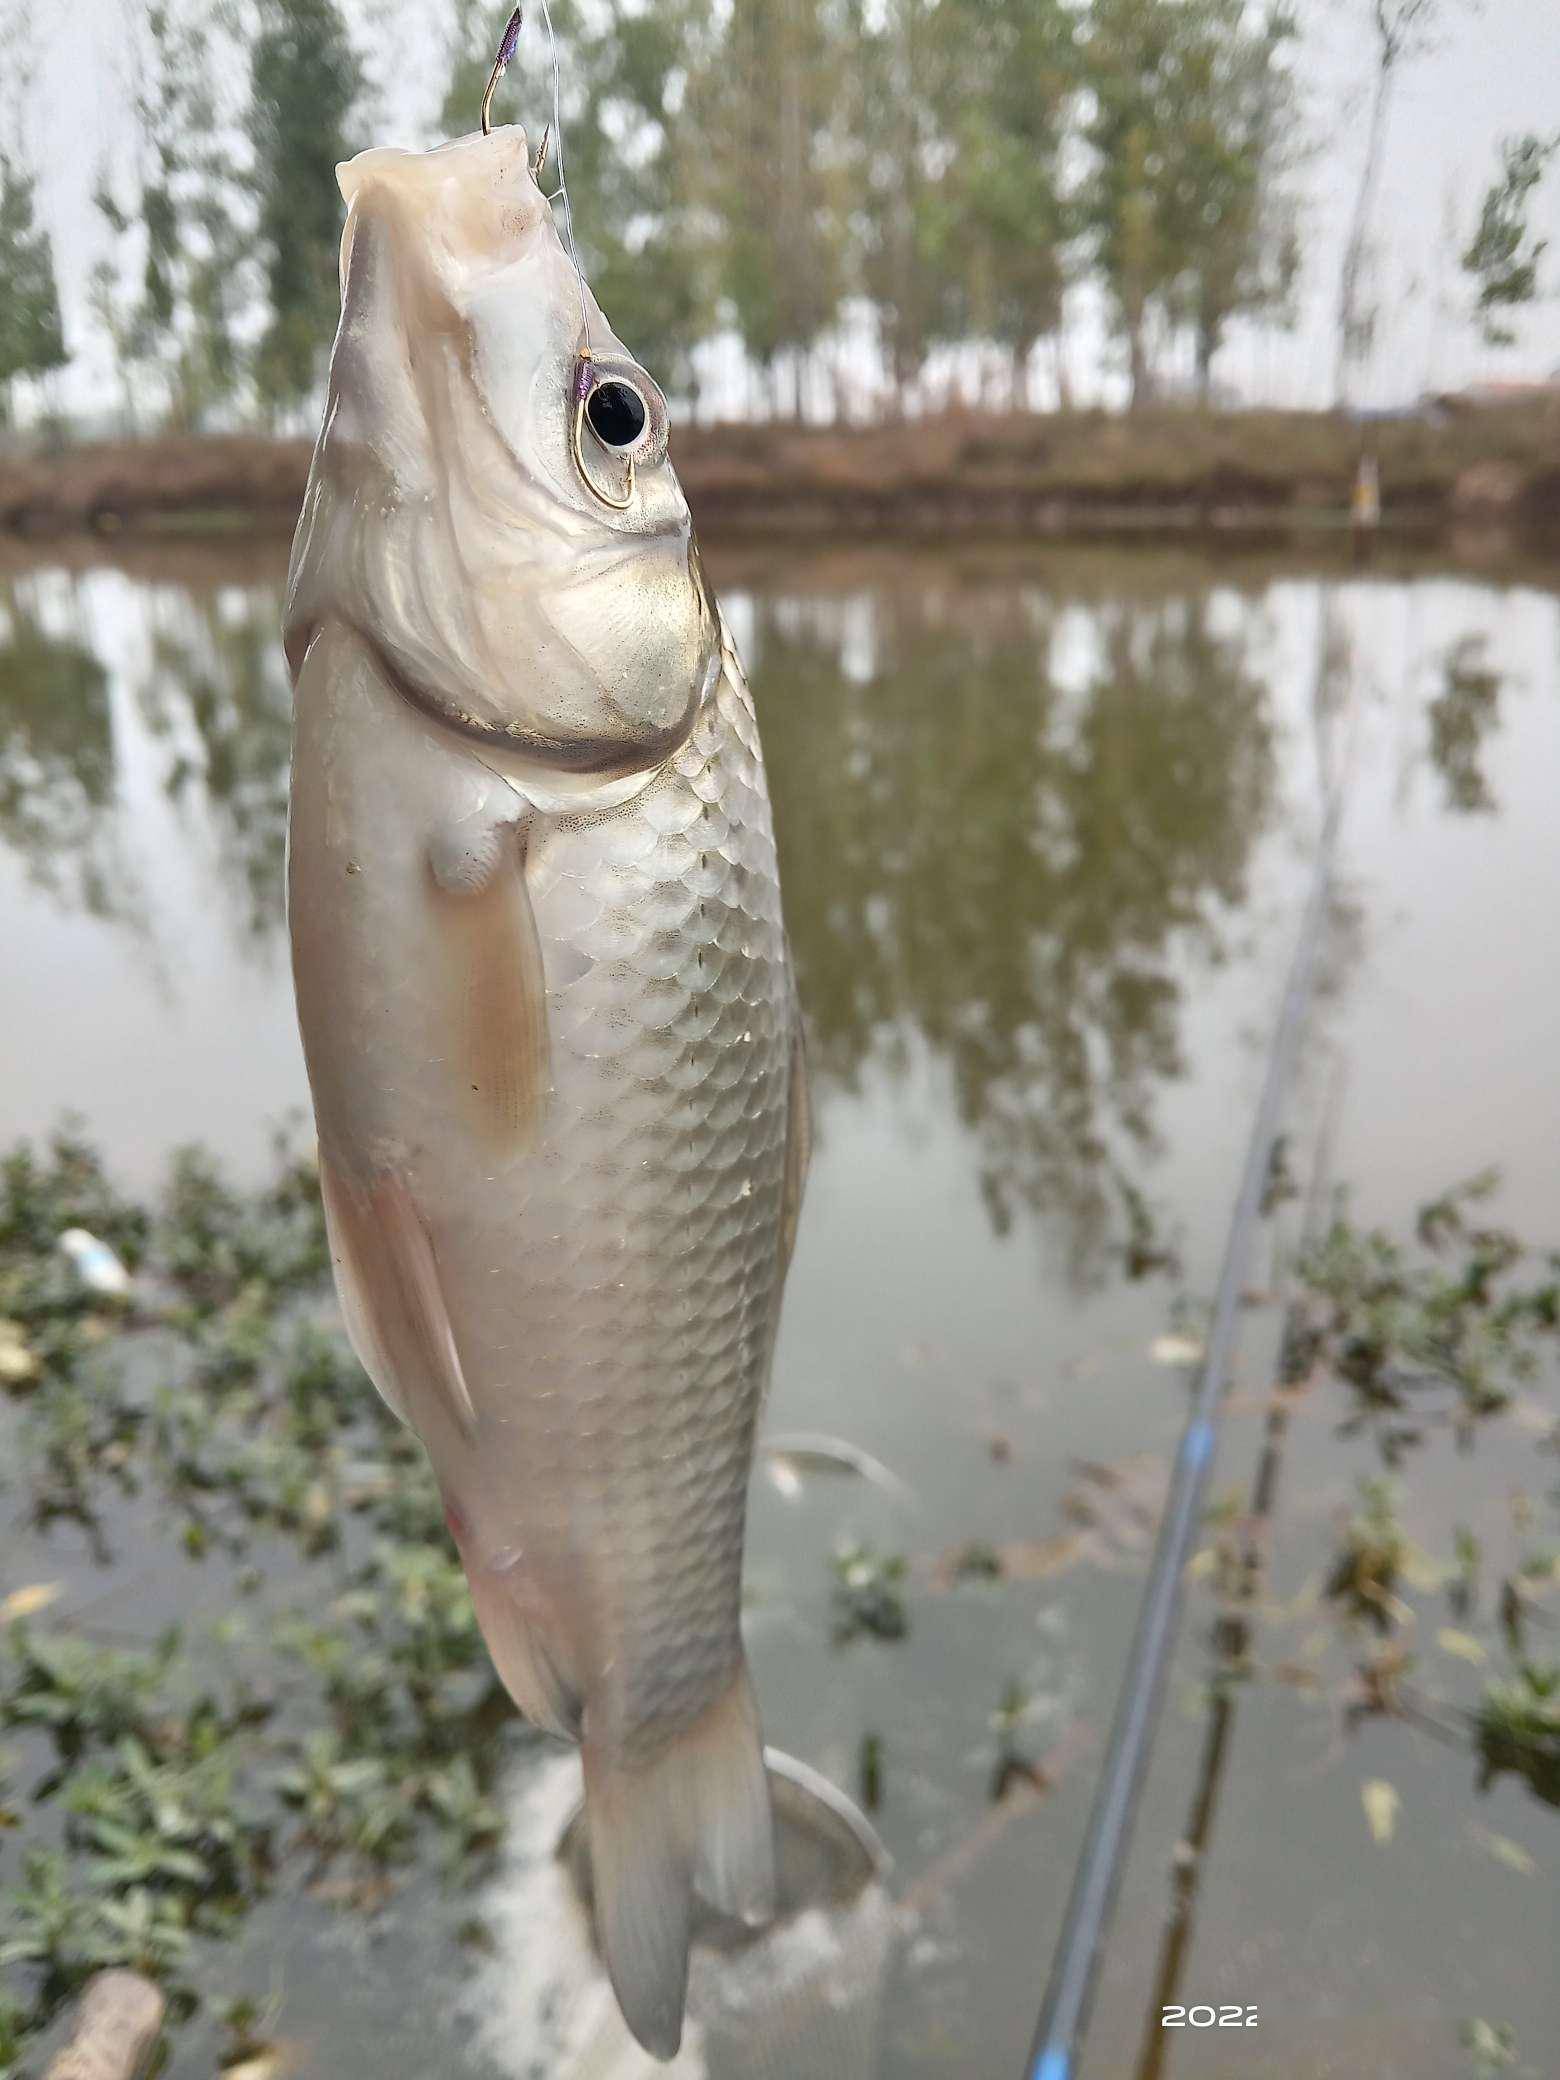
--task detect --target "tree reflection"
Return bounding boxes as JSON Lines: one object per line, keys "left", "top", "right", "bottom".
{"left": 0, "top": 581, "right": 121, "bottom": 917}
{"left": 140, "top": 587, "right": 292, "bottom": 945}
{"left": 1426, "top": 634, "right": 1502, "bottom": 816}
{"left": 756, "top": 581, "right": 1276, "bottom": 1281}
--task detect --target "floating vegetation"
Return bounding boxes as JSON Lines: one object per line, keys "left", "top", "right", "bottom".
{"left": 1459, "top": 2016, "right": 1521, "bottom": 2077}
{"left": 1326, "top": 1478, "right": 1409, "bottom": 1630}
{"left": 0, "top": 1125, "right": 518, "bottom": 2070}
{"left": 1474, "top": 1663, "right": 1560, "bottom": 1808}
{"left": 1302, "top": 1170, "right": 1560, "bottom": 1442}
{"left": 829, "top": 1544, "right": 910, "bottom": 1645}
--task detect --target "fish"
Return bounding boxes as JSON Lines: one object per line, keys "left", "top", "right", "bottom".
{"left": 283, "top": 127, "right": 810, "bottom": 2060}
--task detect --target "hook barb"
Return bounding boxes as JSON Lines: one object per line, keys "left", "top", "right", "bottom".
{"left": 480, "top": 7, "right": 524, "bottom": 136}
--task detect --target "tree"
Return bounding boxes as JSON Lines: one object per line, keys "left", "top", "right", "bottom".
{"left": 1333, "top": 0, "right": 1458, "bottom": 406}
{"left": 91, "top": 0, "right": 250, "bottom": 429}
{"left": 928, "top": 0, "right": 1078, "bottom": 404}
{"left": 1462, "top": 133, "right": 1558, "bottom": 347}
{"left": 0, "top": 2, "right": 67, "bottom": 428}
{"left": 687, "top": 0, "right": 851, "bottom": 412}
{"left": 1176, "top": 5, "right": 1300, "bottom": 398}
{"left": 0, "top": 153, "right": 66, "bottom": 425}
{"left": 248, "top": 0, "right": 363, "bottom": 417}
{"left": 440, "top": 0, "right": 715, "bottom": 398}
{"left": 1079, "top": 0, "right": 1300, "bottom": 408}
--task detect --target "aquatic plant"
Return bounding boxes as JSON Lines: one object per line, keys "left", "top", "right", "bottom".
{"left": 830, "top": 1543, "right": 910, "bottom": 1644}
{"left": 1301, "top": 1170, "right": 1560, "bottom": 1440}
{"left": 0, "top": 1127, "right": 530, "bottom": 2064}
{"left": 1474, "top": 1662, "right": 1560, "bottom": 1807}
{"left": 1325, "top": 1478, "right": 1408, "bottom": 1630}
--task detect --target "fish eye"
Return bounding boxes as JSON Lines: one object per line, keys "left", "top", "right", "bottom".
{"left": 586, "top": 380, "right": 648, "bottom": 452}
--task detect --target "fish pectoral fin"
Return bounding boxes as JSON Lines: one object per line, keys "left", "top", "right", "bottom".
{"left": 582, "top": 1663, "right": 774, "bottom": 2061}
{"left": 426, "top": 811, "right": 551, "bottom": 1148}
{"left": 318, "top": 1155, "right": 476, "bottom": 1437}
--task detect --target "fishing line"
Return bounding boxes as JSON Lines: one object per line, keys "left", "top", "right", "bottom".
{"left": 1024, "top": 604, "right": 1358, "bottom": 2080}
{"left": 534, "top": 0, "right": 593, "bottom": 352}
{"left": 481, "top": 3, "right": 593, "bottom": 351}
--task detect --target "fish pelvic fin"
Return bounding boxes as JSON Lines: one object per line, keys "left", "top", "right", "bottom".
{"left": 582, "top": 1661, "right": 775, "bottom": 2061}
{"left": 318, "top": 1156, "right": 476, "bottom": 1437}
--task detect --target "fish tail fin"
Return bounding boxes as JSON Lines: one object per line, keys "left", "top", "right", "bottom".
{"left": 582, "top": 1661, "right": 774, "bottom": 2061}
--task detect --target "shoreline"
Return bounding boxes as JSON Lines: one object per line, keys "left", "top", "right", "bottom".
{"left": 2, "top": 405, "right": 1557, "bottom": 549}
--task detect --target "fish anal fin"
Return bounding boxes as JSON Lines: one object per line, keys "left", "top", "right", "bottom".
{"left": 427, "top": 815, "right": 550, "bottom": 1148}
{"left": 318, "top": 1154, "right": 476, "bottom": 1437}
{"left": 458, "top": 1551, "right": 581, "bottom": 1742}
{"left": 582, "top": 1663, "right": 774, "bottom": 2061}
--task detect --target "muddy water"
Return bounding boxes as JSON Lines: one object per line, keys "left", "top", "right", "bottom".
{"left": 1, "top": 543, "right": 1556, "bottom": 2078}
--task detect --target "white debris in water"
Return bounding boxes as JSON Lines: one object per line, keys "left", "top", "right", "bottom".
{"left": 56, "top": 1228, "right": 132, "bottom": 1298}
{"left": 1149, "top": 1332, "right": 1205, "bottom": 1367}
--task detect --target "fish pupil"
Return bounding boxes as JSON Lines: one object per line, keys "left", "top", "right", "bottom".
{"left": 586, "top": 380, "right": 647, "bottom": 450}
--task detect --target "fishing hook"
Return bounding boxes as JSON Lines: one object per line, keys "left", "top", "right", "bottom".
{"left": 482, "top": 3, "right": 624, "bottom": 510}
{"left": 480, "top": 7, "right": 550, "bottom": 178}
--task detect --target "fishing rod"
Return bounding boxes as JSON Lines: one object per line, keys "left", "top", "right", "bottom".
{"left": 1025, "top": 615, "right": 1352, "bottom": 2080}
{"left": 1132, "top": 1064, "right": 1344, "bottom": 2080}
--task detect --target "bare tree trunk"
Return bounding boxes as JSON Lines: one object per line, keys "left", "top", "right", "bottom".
{"left": 1195, "top": 314, "right": 1217, "bottom": 403}
{"left": 1333, "top": 56, "right": 1395, "bottom": 407}
{"left": 1052, "top": 332, "right": 1074, "bottom": 413}
{"left": 1127, "top": 314, "right": 1150, "bottom": 410}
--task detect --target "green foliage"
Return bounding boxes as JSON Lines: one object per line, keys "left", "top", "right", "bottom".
{"left": 1475, "top": 1662, "right": 1560, "bottom": 1806}
{"left": 1326, "top": 1477, "right": 1407, "bottom": 1627}
{"left": 1300, "top": 1170, "right": 1560, "bottom": 1441}
{"left": 88, "top": 0, "right": 250, "bottom": 428}
{"left": 248, "top": 0, "right": 363, "bottom": 413}
{"left": 830, "top": 1543, "right": 910, "bottom": 1643}
{"left": 687, "top": 0, "right": 849, "bottom": 390}
{"left": 0, "top": 150, "right": 66, "bottom": 413}
{"left": 1078, "top": 0, "right": 1298, "bottom": 402}
{"left": 0, "top": 1127, "right": 523, "bottom": 2057}
{"left": 1463, "top": 133, "right": 1558, "bottom": 348}
{"left": 853, "top": 0, "right": 1077, "bottom": 395}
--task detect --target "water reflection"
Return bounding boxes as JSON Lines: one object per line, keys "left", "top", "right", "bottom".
{"left": 0, "top": 579, "right": 121, "bottom": 917}
{"left": 0, "top": 554, "right": 1547, "bottom": 1280}
{"left": 139, "top": 586, "right": 291, "bottom": 944}
{"left": 1427, "top": 634, "right": 1503, "bottom": 815}
{"left": 755, "top": 586, "right": 1276, "bottom": 1281}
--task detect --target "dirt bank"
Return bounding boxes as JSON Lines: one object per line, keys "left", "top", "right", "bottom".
{"left": 3, "top": 403, "right": 1559, "bottom": 541}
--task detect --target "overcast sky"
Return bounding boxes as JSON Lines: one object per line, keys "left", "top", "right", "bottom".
{"left": 16, "top": 0, "right": 1560, "bottom": 412}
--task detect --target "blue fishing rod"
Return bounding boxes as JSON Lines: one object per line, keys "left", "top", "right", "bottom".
{"left": 1025, "top": 738, "right": 1347, "bottom": 2080}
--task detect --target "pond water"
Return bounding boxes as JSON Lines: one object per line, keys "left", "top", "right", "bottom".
{"left": 1, "top": 538, "right": 1557, "bottom": 2079}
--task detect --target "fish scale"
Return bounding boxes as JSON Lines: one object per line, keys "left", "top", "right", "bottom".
{"left": 448, "top": 645, "right": 791, "bottom": 1751}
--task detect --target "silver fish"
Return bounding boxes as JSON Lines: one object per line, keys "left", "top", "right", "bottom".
{"left": 283, "top": 129, "right": 809, "bottom": 2059}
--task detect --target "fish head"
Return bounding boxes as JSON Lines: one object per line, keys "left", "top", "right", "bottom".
{"left": 287, "top": 128, "right": 719, "bottom": 782}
